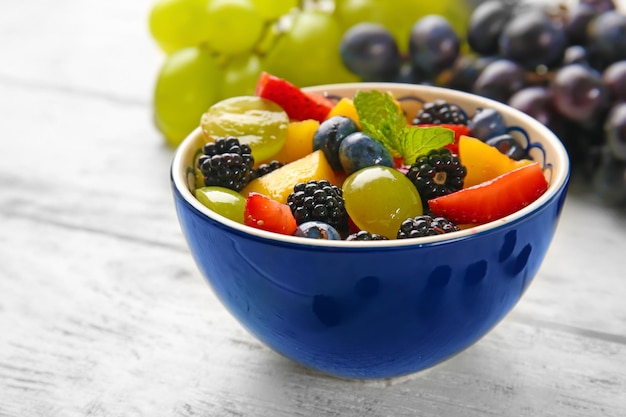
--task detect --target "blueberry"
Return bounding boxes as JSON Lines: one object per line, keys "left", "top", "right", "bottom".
{"left": 469, "top": 107, "right": 508, "bottom": 140}
{"left": 338, "top": 132, "right": 394, "bottom": 175}
{"left": 294, "top": 221, "right": 342, "bottom": 240}
{"left": 313, "top": 116, "right": 359, "bottom": 171}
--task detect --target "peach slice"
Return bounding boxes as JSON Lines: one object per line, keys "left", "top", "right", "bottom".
{"left": 459, "top": 135, "right": 532, "bottom": 188}
{"left": 242, "top": 150, "right": 338, "bottom": 204}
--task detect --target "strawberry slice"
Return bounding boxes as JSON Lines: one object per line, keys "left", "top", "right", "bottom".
{"left": 255, "top": 72, "right": 334, "bottom": 122}
{"left": 413, "top": 124, "right": 470, "bottom": 155}
{"left": 244, "top": 192, "right": 298, "bottom": 235}
{"left": 428, "top": 162, "right": 549, "bottom": 224}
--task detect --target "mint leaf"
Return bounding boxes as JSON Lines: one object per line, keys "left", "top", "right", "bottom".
{"left": 353, "top": 89, "right": 455, "bottom": 164}
{"left": 399, "top": 126, "right": 454, "bottom": 164}
{"left": 353, "top": 90, "right": 406, "bottom": 156}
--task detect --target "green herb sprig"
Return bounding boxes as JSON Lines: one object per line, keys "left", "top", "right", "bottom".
{"left": 353, "top": 90, "right": 454, "bottom": 164}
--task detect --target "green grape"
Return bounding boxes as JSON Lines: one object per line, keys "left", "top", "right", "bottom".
{"left": 262, "top": 9, "right": 360, "bottom": 87}
{"left": 204, "top": 0, "right": 265, "bottom": 55}
{"left": 333, "top": 0, "right": 380, "bottom": 32}
{"left": 200, "top": 96, "right": 288, "bottom": 161}
{"left": 343, "top": 166, "right": 423, "bottom": 239}
{"left": 251, "top": 0, "right": 298, "bottom": 20}
{"left": 219, "top": 54, "right": 262, "bottom": 100}
{"left": 253, "top": 17, "right": 282, "bottom": 56}
{"left": 154, "top": 46, "right": 223, "bottom": 148}
{"left": 148, "top": 0, "right": 212, "bottom": 54}
{"left": 194, "top": 186, "right": 246, "bottom": 223}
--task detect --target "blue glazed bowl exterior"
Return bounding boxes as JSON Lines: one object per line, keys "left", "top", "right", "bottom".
{"left": 171, "top": 83, "right": 570, "bottom": 380}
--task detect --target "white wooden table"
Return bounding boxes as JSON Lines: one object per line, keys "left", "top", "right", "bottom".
{"left": 1, "top": 1, "right": 625, "bottom": 416}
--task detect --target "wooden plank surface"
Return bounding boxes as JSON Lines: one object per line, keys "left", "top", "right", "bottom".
{"left": 1, "top": 0, "right": 626, "bottom": 416}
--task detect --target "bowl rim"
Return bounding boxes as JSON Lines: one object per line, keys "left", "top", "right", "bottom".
{"left": 171, "top": 82, "right": 570, "bottom": 249}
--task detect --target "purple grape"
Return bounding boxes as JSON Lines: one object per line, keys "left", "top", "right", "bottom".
{"left": 565, "top": 3, "right": 600, "bottom": 45}
{"left": 549, "top": 63, "right": 609, "bottom": 122}
{"left": 472, "top": 58, "right": 527, "bottom": 103}
{"left": 586, "top": 10, "right": 626, "bottom": 70}
{"left": 409, "top": 15, "right": 460, "bottom": 77}
{"left": 466, "top": 0, "right": 512, "bottom": 55}
{"left": 602, "top": 60, "right": 626, "bottom": 102}
{"left": 340, "top": 23, "right": 401, "bottom": 82}
{"left": 440, "top": 55, "right": 497, "bottom": 92}
{"left": 508, "top": 86, "right": 556, "bottom": 127}
{"left": 498, "top": 9, "right": 567, "bottom": 70}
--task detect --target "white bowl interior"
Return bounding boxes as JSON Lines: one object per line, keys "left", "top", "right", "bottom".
{"left": 171, "top": 83, "right": 570, "bottom": 248}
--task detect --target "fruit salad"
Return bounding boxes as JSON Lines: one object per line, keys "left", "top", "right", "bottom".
{"left": 191, "top": 72, "right": 549, "bottom": 241}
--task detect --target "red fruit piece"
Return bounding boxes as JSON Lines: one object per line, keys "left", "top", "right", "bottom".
{"left": 413, "top": 124, "right": 470, "bottom": 155}
{"left": 244, "top": 192, "right": 298, "bottom": 235}
{"left": 255, "top": 72, "right": 334, "bottom": 122}
{"left": 428, "top": 162, "right": 549, "bottom": 224}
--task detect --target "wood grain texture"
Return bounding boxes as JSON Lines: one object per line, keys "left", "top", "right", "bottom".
{"left": 1, "top": 0, "right": 626, "bottom": 416}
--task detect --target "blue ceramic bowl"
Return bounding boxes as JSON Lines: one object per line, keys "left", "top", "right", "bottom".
{"left": 171, "top": 83, "right": 570, "bottom": 380}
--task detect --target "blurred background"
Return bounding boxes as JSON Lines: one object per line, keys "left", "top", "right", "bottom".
{"left": 1, "top": 0, "right": 626, "bottom": 205}
{"left": 145, "top": 0, "right": 626, "bottom": 207}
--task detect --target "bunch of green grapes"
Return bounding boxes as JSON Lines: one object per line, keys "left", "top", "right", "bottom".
{"left": 149, "top": 0, "right": 474, "bottom": 147}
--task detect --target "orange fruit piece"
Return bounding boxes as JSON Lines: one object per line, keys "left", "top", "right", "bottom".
{"left": 260, "top": 119, "right": 319, "bottom": 165}
{"left": 459, "top": 135, "right": 533, "bottom": 188}
{"left": 326, "top": 97, "right": 360, "bottom": 127}
{"left": 242, "top": 150, "right": 338, "bottom": 204}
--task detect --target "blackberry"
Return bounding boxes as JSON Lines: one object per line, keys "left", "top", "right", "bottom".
{"left": 255, "top": 160, "right": 284, "bottom": 177}
{"left": 286, "top": 180, "right": 349, "bottom": 236}
{"left": 197, "top": 136, "right": 255, "bottom": 192}
{"left": 406, "top": 148, "right": 467, "bottom": 206}
{"left": 397, "top": 215, "right": 460, "bottom": 239}
{"left": 412, "top": 99, "right": 468, "bottom": 125}
{"left": 346, "top": 230, "right": 389, "bottom": 241}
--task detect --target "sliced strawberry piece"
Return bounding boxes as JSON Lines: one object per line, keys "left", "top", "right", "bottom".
{"left": 413, "top": 124, "right": 470, "bottom": 155}
{"left": 393, "top": 156, "right": 405, "bottom": 170}
{"left": 428, "top": 162, "right": 549, "bottom": 224}
{"left": 255, "top": 72, "right": 334, "bottom": 122}
{"left": 244, "top": 192, "right": 298, "bottom": 235}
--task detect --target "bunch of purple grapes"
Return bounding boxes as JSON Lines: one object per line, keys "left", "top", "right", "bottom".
{"left": 339, "top": 0, "right": 626, "bottom": 205}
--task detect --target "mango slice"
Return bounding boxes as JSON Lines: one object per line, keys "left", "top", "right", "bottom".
{"left": 459, "top": 135, "right": 533, "bottom": 188}
{"left": 262, "top": 119, "right": 319, "bottom": 165}
{"left": 242, "top": 150, "right": 338, "bottom": 204}
{"left": 326, "top": 97, "right": 360, "bottom": 127}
